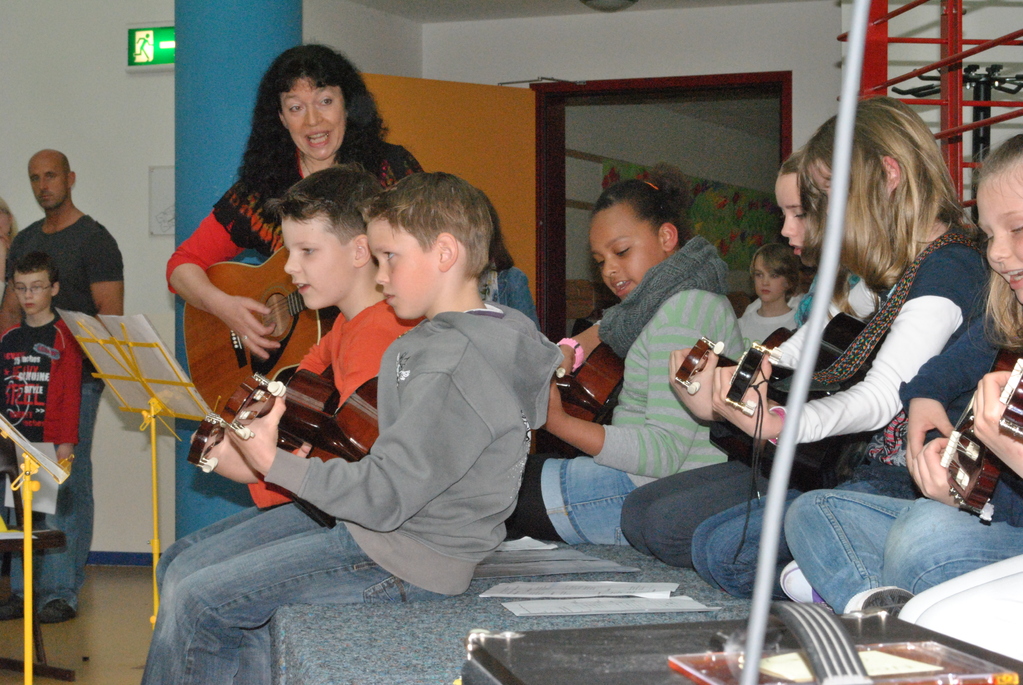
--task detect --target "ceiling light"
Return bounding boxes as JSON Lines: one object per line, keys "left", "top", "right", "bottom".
{"left": 580, "top": 0, "right": 638, "bottom": 12}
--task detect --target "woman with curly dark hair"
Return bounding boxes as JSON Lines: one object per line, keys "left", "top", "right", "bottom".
{"left": 167, "top": 44, "right": 421, "bottom": 359}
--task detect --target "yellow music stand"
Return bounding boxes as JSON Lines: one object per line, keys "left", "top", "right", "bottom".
{"left": 57, "top": 310, "right": 210, "bottom": 628}
{"left": 0, "top": 415, "right": 72, "bottom": 684}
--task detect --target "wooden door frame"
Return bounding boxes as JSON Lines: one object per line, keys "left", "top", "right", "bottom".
{"left": 532, "top": 71, "right": 793, "bottom": 340}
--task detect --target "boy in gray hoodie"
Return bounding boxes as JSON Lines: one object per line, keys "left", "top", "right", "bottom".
{"left": 142, "top": 173, "right": 562, "bottom": 685}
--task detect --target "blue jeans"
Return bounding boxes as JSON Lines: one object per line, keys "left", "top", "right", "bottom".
{"left": 785, "top": 487, "right": 1023, "bottom": 612}
{"left": 689, "top": 462, "right": 919, "bottom": 599}
{"left": 142, "top": 503, "right": 444, "bottom": 685}
{"left": 691, "top": 489, "right": 802, "bottom": 599}
{"left": 155, "top": 505, "right": 265, "bottom": 592}
{"left": 11, "top": 378, "right": 102, "bottom": 608}
{"left": 541, "top": 456, "right": 636, "bottom": 545}
{"left": 621, "top": 461, "right": 767, "bottom": 568}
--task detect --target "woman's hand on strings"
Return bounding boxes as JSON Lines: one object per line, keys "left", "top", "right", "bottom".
{"left": 211, "top": 292, "right": 279, "bottom": 360}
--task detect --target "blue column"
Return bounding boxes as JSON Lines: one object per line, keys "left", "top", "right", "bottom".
{"left": 174, "top": 0, "right": 302, "bottom": 537}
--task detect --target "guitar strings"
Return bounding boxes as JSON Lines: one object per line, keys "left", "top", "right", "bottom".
{"left": 733, "top": 377, "right": 770, "bottom": 564}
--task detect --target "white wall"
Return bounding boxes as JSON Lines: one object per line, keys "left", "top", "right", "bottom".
{"left": 0, "top": 0, "right": 177, "bottom": 554}
{"left": 304, "top": 0, "right": 422, "bottom": 76}
{"left": 421, "top": 1, "right": 844, "bottom": 149}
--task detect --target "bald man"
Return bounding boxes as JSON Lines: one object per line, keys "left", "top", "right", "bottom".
{"left": 0, "top": 149, "right": 123, "bottom": 624}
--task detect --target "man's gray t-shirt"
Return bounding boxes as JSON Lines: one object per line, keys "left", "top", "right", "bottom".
{"left": 8, "top": 215, "right": 123, "bottom": 316}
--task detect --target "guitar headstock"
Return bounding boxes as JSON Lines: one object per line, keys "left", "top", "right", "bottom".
{"left": 674, "top": 338, "right": 725, "bottom": 396}
{"left": 725, "top": 342, "right": 782, "bottom": 416}
{"left": 999, "top": 357, "right": 1023, "bottom": 440}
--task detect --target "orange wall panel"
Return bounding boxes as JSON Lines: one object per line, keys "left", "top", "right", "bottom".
{"left": 364, "top": 73, "right": 537, "bottom": 293}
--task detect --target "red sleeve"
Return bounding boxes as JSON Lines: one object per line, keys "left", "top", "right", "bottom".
{"left": 43, "top": 320, "right": 83, "bottom": 446}
{"left": 247, "top": 302, "right": 415, "bottom": 509}
{"left": 333, "top": 302, "right": 415, "bottom": 402}
{"left": 165, "top": 211, "right": 244, "bottom": 293}
{"left": 296, "top": 315, "right": 345, "bottom": 377}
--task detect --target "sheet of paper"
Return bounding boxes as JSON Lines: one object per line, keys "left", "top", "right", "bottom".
{"left": 758, "top": 649, "right": 944, "bottom": 682}
{"left": 496, "top": 537, "right": 559, "bottom": 552}
{"left": 4, "top": 442, "right": 59, "bottom": 514}
{"left": 501, "top": 595, "right": 720, "bottom": 617}
{"left": 473, "top": 546, "right": 640, "bottom": 578}
{"left": 481, "top": 581, "right": 678, "bottom": 599}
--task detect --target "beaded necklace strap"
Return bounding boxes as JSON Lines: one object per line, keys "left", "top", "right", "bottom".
{"left": 812, "top": 232, "right": 977, "bottom": 385}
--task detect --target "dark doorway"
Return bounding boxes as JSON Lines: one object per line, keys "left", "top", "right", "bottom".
{"left": 532, "top": 72, "right": 792, "bottom": 341}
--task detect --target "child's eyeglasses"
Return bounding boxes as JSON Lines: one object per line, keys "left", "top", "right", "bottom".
{"left": 14, "top": 285, "right": 52, "bottom": 295}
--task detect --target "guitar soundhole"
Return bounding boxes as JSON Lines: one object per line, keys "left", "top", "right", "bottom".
{"left": 262, "top": 293, "right": 290, "bottom": 339}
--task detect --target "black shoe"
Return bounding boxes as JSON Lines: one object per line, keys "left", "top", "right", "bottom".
{"left": 0, "top": 595, "right": 24, "bottom": 621}
{"left": 38, "top": 599, "right": 76, "bottom": 624}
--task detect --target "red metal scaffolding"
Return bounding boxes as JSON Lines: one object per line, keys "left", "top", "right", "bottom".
{"left": 842, "top": 0, "right": 1023, "bottom": 199}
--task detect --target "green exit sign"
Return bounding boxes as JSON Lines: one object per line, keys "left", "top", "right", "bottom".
{"left": 128, "top": 26, "right": 175, "bottom": 67}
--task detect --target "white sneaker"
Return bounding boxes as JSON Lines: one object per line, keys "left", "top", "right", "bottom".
{"left": 780, "top": 561, "right": 823, "bottom": 604}
{"left": 843, "top": 586, "right": 914, "bottom": 616}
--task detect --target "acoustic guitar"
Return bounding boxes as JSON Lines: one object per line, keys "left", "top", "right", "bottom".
{"left": 940, "top": 350, "right": 1023, "bottom": 522}
{"left": 188, "top": 369, "right": 380, "bottom": 528}
{"left": 188, "top": 369, "right": 378, "bottom": 472}
{"left": 555, "top": 342, "right": 625, "bottom": 424}
{"left": 677, "top": 314, "right": 873, "bottom": 491}
{"left": 183, "top": 248, "right": 322, "bottom": 411}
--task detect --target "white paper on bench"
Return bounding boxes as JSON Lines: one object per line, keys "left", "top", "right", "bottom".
{"left": 501, "top": 596, "right": 721, "bottom": 617}
{"left": 473, "top": 546, "right": 640, "bottom": 579}
{"left": 481, "top": 581, "right": 678, "bottom": 599}
{"left": 495, "top": 537, "right": 558, "bottom": 552}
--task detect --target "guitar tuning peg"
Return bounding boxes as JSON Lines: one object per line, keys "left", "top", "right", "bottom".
{"left": 741, "top": 400, "right": 758, "bottom": 417}
{"left": 199, "top": 456, "right": 218, "bottom": 474}
{"left": 712, "top": 341, "right": 725, "bottom": 355}
{"left": 231, "top": 424, "right": 254, "bottom": 440}
{"left": 768, "top": 348, "right": 783, "bottom": 365}
{"left": 686, "top": 381, "right": 701, "bottom": 395}
{"left": 555, "top": 367, "right": 567, "bottom": 379}
{"left": 267, "top": 381, "right": 287, "bottom": 397}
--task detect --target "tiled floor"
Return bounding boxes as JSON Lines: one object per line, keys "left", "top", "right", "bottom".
{"left": 0, "top": 565, "right": 152, "bottom": 684}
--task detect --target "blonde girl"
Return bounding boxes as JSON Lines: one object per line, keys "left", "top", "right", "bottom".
{"left": 662, "top": 96, "right": 987, "bottom": 597}
{"left": 784, "top": 136, "right": 1023, "bottom": 656}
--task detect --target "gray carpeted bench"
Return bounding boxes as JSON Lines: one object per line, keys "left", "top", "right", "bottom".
{"left": 270, "top": 544, "right": 751, "bottom": 684}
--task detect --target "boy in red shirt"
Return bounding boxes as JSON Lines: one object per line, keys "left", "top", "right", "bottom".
{"left": 155, "top": 165, "right": 415, "bottom": 584}
{"left": 0, "top": 251, "right": 83, "bottom": 622}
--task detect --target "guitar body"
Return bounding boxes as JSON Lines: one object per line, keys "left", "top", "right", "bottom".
{"left": 188, "top": 370, "right": 379, "bottom": 468}
{"left": 555, "top": 343, "right": 625, "bottom": 424}
{"left": 183, "top": 248, "right": 322, "bottom": 411}
{"left": 539, "top": 343, "right": 625, "bottom": 457}
{"left": 277, "top": 377, "right": 379, "bottom": 463}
